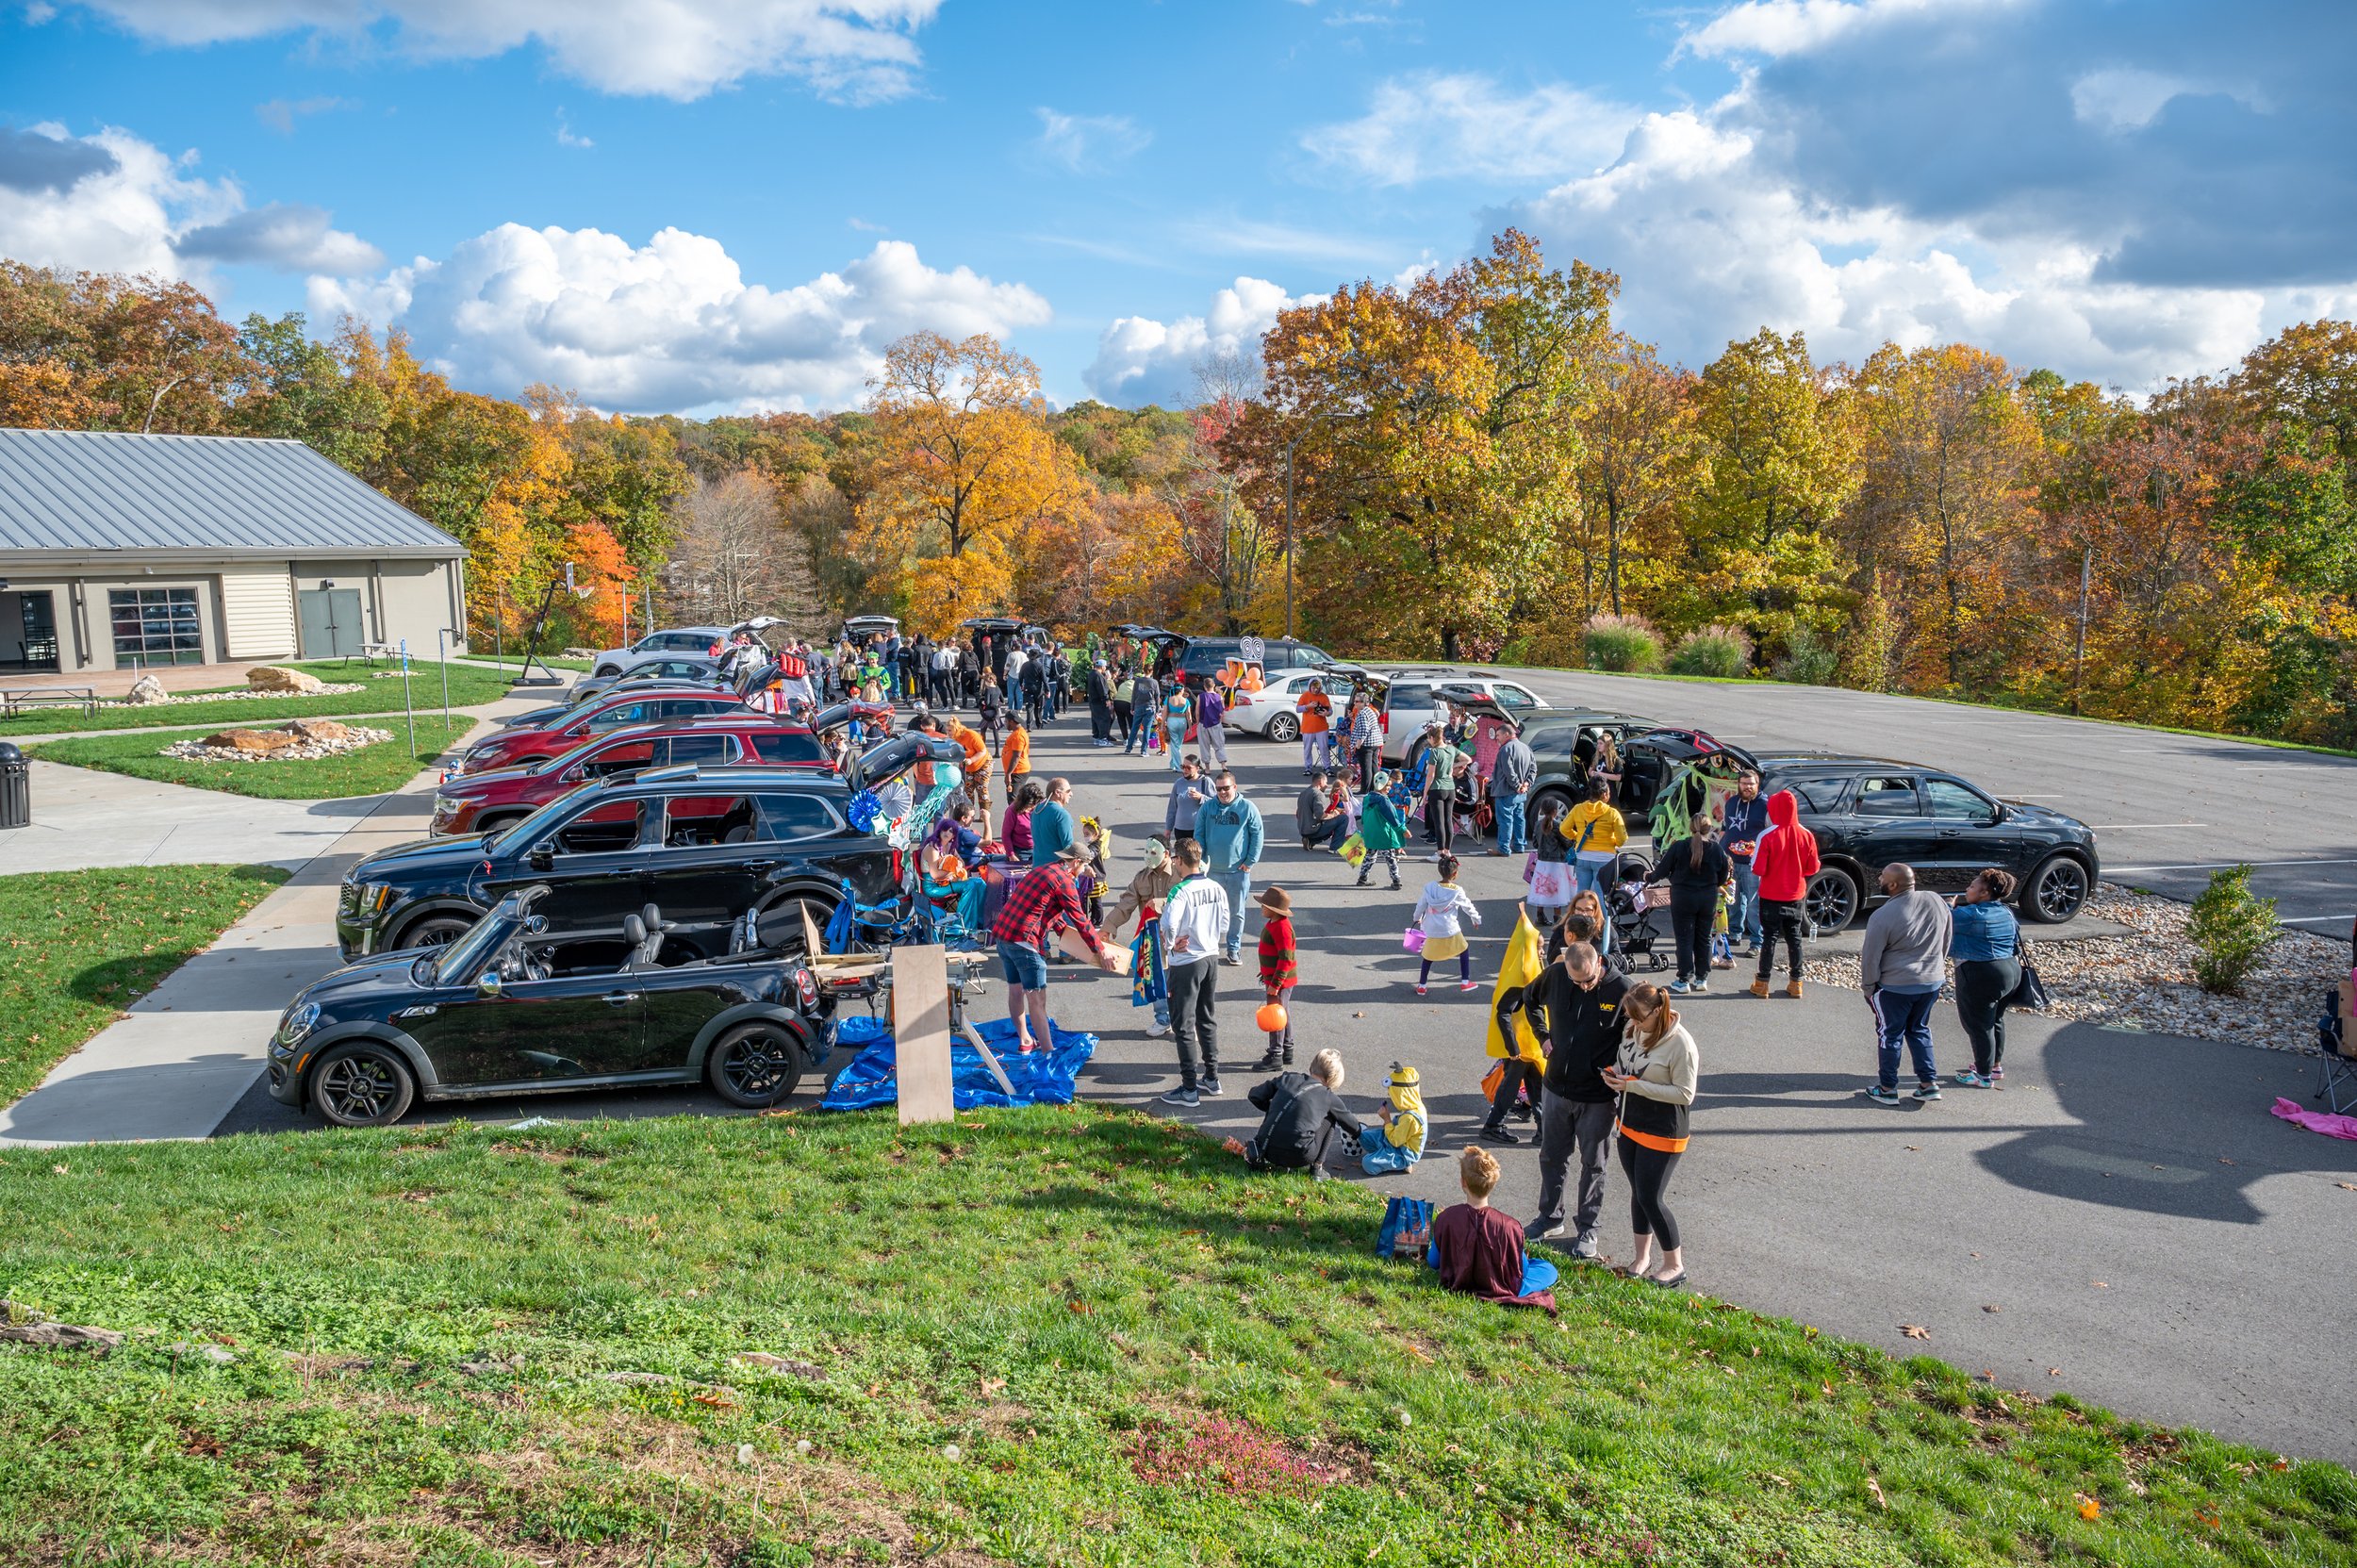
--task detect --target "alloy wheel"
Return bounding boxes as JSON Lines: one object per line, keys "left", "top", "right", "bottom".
{"left": 315, "top": 1051, "right": 409, "bottom": 1125}
{"left": 1805, "top": 868, "right": 1859, "bottom": 932}
{"left": 1267, "top": 713, "right": 1299, "bottom": 744}
{"left": 2032, "top": 858, "right": 2089, "bottom": 922}
{"left": 718, "top": 1027, "right": 793, "bottom": 1098}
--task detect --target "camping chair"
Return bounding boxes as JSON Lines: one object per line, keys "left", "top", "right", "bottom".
{"left": 2318, "top": 982, "right": 2357, "bottom": 1115}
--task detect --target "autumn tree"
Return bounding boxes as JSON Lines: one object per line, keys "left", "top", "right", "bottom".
{"left": 665, "top": 470, "right": 819, "bottom": 631}
{"left": 1575, "top": 334, "right": 1701, "bottom": 619}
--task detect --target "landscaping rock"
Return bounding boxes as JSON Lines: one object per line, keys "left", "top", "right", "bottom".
{"left": 245, "top": 665, "right": 325, "bottom": 695}
{"left": 124, "top": 674, "right": 171, "bottom": 706}
{"left": 733, "top": 1351, "right": 827, "bottom": 1380}
{"left": 0, "top": 1300, "right": 123, "bottom": 1351}
{"left": 200, "top": 727, "right": 299, "bottom": 754}
{"left": 285, "top": 718, "right": 357, "bottom": 744}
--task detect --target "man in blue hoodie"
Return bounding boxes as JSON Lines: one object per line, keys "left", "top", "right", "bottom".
{"left": 1195, "top": 769, "right": 1264, "bottom": 965}
{"left": 1717, "top": 768, "right": 1770, "bottom": 958}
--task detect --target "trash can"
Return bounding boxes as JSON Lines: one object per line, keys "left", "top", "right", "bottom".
{"left": 0, "top": 742, "right": 26, "bottom": 831}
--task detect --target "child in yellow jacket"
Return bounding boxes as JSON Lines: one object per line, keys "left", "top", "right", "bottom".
{"left": 1560, "top": 780, "right": 1626, "bottom": 900}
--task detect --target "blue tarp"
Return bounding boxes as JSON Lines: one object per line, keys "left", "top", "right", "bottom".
{"left": 819, "top": 1015, "right": 1098, "bottom": 1112}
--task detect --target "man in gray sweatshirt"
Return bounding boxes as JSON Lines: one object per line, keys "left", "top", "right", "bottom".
{"left": 1859, "top": 863, "right": 1951, "bottom": 1103}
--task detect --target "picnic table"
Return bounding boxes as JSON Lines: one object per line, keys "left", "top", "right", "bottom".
{"left": 1, "top": 686, "right": 98, "bottom": 718}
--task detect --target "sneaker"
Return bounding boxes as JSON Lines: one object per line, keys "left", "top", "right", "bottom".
{"left": 1567, "top": 1235, "right": 1601, "bottom": 1261}
{"left": 1524, "top": 1218, "right": 1567, "bottom": 1243}
{"left": 1864, "top": 1084, "right": 1901, "bottom": 1105}
{"left": 1953, "top": 1069, "right": 1989, "bottom": 1089}
{"left": 1414, "top": 983, "right": 1428, "bottom": 996}
{"left": 1990, "top": 1064, "right": 2005, "bottom": 1080}
{"left": 1690, "top": 979, "right": 1709, "bottom": 994}
{"left": 1146, "top": 1021, "right": 1171, "bottom": 1038}
{"left": 1668, "top": 980, "right": 1694, "bottom": 995}
{"left": 1201, "top": 1075, "right": 1224, "bottom": 1097}
{"left": 1252, "top": 1049, "right": 1285, "bottom": 1072}
{"left": 1913, "top": 1081, "right": 1942, "bottom": 1101}
{"left": 1459, "top": 979, "right": 1479, "bottom": 993}
{"left": 1159, "top": 1086, "right": 1200, "bottom": 1107}
{"left": 1389, "top": 881, "right": 1405, "bottom": 892}
{"left": 1477, "top": 1124, "right": 1522, "bottom": 1145}
{"left": 1354, "top": 876, "right": 1370, "bottom": 888}
{"left": 1218, "top": 954, "right": 1242, "bottom": 966}
{"left": 1508, "top": 1102, "right": 1536, "bottom": 1123}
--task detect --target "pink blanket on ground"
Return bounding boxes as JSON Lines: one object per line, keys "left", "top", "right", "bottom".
{"left": 2270, "top": 1097, "right": 2357, "bottom": 1141}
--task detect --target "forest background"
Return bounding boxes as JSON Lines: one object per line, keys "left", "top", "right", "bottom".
{"left": 4, "top": 229, "right": 2352, "bottom": 748}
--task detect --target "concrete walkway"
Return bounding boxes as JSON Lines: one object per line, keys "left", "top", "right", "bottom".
{"left": 0, "top": 760, "right": 397, "bottom": 874}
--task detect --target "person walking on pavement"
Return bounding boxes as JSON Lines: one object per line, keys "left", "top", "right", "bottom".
{"left": 1411, "top": 852, "right": 1482, "bottom": 995}
{"left": 1480, "top": 908, "right": 1549, "bottom": 1146}
{"left": 1718, "top": 769, "right": 1770, "bottom": 957}
{"left": 1159, "top": 837, "right": 1229, "bottom": 1105}
{"left": 1162, "top": 679, "right": 1195, "bottom": 772}
{"left": 1196, "top": 681, "right": 1230, "bottom": 768}
{"left": 1744, "top": 789, "right": 1819, "bottom": 999}
{"left": 1420, "top": 724, "right": 1468, "bottom": 854}
{"left": 1101, "top": 834, "right": 1179, "bottom": 1039}
{"left": 1346, "top": 692, "right": 1384, "bottom": 796}
{"left": 1113, "top": 668, "right": 1136, "bottom": 749}
{"left": 1017, "top": 652, "right": 1047, "bottom": 732}
{"left": 1644, "top": 814, "right": 1733, "bottom": 994}
{"left": 1195, "top": 769, "right": 1263, "bottom": 966}
{"left": 1355, "top": 771, "right": 1409, "bottom": 891}
{"left": 1521, "top": 939, "right": 1630, "bottom": 1260}
{"left": 1046, "top": 649, "right": 1070, "bottom": 724}
{"left": 1086, "top": 661, "right": 1115, "bottom": 747}
{"left": 1492, "top": 727, "right": 1536, "bottom": 858}
{"left": 1606, "top": 982, "right": 1698, "bottom": 1287}
{"left": 1127, "top": 668, "right": 1160, "bottom": 756}
{"left": 1164, "top": 754, "right": 1208, "bottom": 846}
{"left": 1860, "top": 863, "right": 1951, "bottom": 1103}
{"left": 1560, "top": 780, "right": 1625, "bottom": 900}
{"left": 1253, "top": 887, "right": 1298, "bottom": 1069}
{"left": 1950, "top": 867, "right": 2021, "bottom": 1089}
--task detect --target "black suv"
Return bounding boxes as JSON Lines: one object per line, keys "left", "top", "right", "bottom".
{"left": 1169, "top": 635, "right": 1337, "bottom": 681}
{"left": 337, "top": 735, "right": 960, "bottom": 962}
{"left": 1521, "top": 725, "right": 2099, "bottom": 928}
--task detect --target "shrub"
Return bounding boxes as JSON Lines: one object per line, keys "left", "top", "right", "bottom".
{"left": 1583, "top": 614, "right": 1663, "bottom": 673}
{"left": 2187, "top": 865, "right": 2280, "bottom": 995}
{"left": 1668, "top": 623, "right": 1755, "bottom": 679}
{"left": 1774, "top": 627, "right": 1840, "bottom": 686}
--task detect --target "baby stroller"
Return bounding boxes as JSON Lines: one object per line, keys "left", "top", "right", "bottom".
{"left": 1605, "top": 851, "right": 1670, "bottom": 973}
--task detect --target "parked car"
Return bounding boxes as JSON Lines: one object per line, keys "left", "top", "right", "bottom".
{"left": 271, "top": 886, "right": 841, "bottom": 1127}
{"left": 338, "top": 735, "right": 960, "bottom": 962}
{"left": 567, "top": 656, "right": 729, "bottom": 704}
{"left": 589, "top": 626, "right": 733, "bottom": 680}
{"left": 842, "top": 615, "right": 900, "bottom": 643}
{"left": 1169, "top": 635, "right": 1337, "bottom": 683}
{"left": 1222, "top": 668, "right": 1344, "bottom": 744}
{"left": 449, "top": 687, "right": 752, "bottom": 776}
{"left": 1377, "top": 670, "right": 1550, "bottom": 764}
{"left": 430, "top": 715, "right": 832, "bottom": 835}
{"left": 1520, "top": 724, "right": 2100, "bottom": 928}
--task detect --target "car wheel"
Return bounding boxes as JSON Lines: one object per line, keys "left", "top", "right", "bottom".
{"left": 1266, "top": 711, "right": 1300, "bottom": 744}
{"left": 396, "top": 912, "right": 476, "bottom": 950}
{"left": 593, "top": 664, "right": 620, "bottom": 679}
{"left": 706, "top": 1021, "right": 807, "bottom": 1108}
{"left": 1405, "top": 739, "right": 1429, "bottom": 777}
{"left": 2019, "top": 855, "right": 2090, "bottom": 924}
{"left": 1525, "top": 787, "right": 1573, "bottom": 840}
{"left": 308, "top": 1043, "right": 417, "bottom": 1127}
{"left": 1805, "top": 867, "right": 1861, "bottom": 933}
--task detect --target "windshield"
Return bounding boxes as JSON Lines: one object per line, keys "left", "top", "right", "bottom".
{"left": 489, "top": 791, "right": 599, "bottom": 856}
{"left": 426, "top": 904, "right": 514, "bottom": 984}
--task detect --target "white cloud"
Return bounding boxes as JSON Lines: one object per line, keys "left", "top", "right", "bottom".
{"left": 1679, "top": 0, "right": 2007, "bottom": 60}
{"left": 177, "top": 202, "right": 384, "bottom": 272}
{"left": 2068, "top": 68, "right": 2201, "bottom": 134}
{"left": 1084, "top": 276, "right": 1326, "bottom": 407}
{"left": 308, "top": 230, "right": 1053, "bottom": 414}
{"left": 0, "top": 123, "right": 246, "bottom": 278}
{"left": 255, "top": 96, "right": 354, "bottom": 135}
{"left": 50, "top": 0, "right": 947, "bottom": 102}
{"left": 1031, "top": 108, "right": 1150, "bottom": 173}
{"left": 554, "top": 109, "right": 593, "bottom": 148}
{"left": 1300, "top": 73, "right": 1635, "bottom": 186}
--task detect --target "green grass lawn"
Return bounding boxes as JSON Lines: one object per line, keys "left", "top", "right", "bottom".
{"left": 30, "top": 715, "right": 478, "bottom": 800}
{"left": 0, "top": 660, "right": 519, "bottom": 738}
{"left": 1, "top": 1107, "right": 2345, "bottom": 1567}
{"left": 0, "top": 865, "right": 287, "bottom": 1106}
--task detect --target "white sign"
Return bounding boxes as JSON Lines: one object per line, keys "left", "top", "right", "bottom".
{"left": 1239, "top": 635, "right": 1265, "bottom": 664}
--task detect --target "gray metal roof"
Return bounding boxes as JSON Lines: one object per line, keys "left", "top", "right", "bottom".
{"left": 0, "top": 428, "right": 464, "bottom": 558}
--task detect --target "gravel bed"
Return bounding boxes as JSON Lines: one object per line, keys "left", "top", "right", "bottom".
{"left": 161, "top": 725, "right": 395, "bottom": 763}
{"left": 1800, "top": 883, "right": 2347, "bottom": 1054}
{"left": 108, "top": 683, "right": 364, "bottom": 709}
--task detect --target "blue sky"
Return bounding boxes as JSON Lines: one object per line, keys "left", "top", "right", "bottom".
{"left": 2, "top": 1, "right": 2350, "bottom": 414}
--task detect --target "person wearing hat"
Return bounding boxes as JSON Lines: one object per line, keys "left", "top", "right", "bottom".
{"left": 989, "top": 838, "right": 1120, "bottom": 1054}
{"left": 1253, "top": 886, "right": 1298, "bottom": 1070}
{"left": 1358, "top": 1062, "right": 1428, "bottom": 1175}
{"left": 1355, "top": 769, "right": 1409, "bottom": 891}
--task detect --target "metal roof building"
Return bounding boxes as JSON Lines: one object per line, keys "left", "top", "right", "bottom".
{"left": 0, "top": 428, "right": 467, "bottom": 674}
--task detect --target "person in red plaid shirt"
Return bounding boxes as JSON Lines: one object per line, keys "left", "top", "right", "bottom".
{"left": 990, "top": 840, "right": 1117, "bottom": 1052}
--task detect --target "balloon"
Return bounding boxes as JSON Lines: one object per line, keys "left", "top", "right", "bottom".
{"left": 1255, "top": 1002, "right": 1289, "bottom": 1033}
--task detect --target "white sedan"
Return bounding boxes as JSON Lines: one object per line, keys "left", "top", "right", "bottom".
{"left": 1223, "top": 669, "right": 1343, "bottom": 744}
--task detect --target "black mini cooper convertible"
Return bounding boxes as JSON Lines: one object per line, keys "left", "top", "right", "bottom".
{"left": 268, "top": 887, "right": 840, "bottom": 1127}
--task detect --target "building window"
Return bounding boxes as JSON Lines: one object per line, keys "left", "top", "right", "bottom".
{"left": 109, "top": 586, "right": 205, "bottom": 666}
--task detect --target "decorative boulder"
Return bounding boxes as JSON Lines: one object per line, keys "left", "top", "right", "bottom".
{"left": 200, "top": 727, "right": 298, "bottom": 754}
{"left": 245, "top": 666, "right": 325, "bottom": 695}
{"left": 124, "top": 674, "right": 171, "bottom": 706}
{"left": 284, "top": 718, "right": 356, "bottom": 744}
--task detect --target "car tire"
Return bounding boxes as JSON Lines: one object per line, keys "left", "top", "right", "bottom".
{"left": 706, "top": 1021, "right": 807, "bottom": 1108}
{"left": 1405, "top": 738, "right": 1429, "bottom": 778}
{"left": 593, "top": 664, "right": 620, "bottom": 679}
{"left": 1805, "top": 867, "right": 1861, "bottom": 933}
{"left": 394, "top": 912, "right": 477, "bottom": 951}
{"left": 1266, "top": 711, "right": 1300, "bottom": 744}
{"left": 307, "top": 1042, "right": 417, "bottom": 1127}
{"left": 2019, "top": 855, "right": 2091, "bottom": 924}
{"left": 1525, "top": 787, "right": 1573, "bottom": 841}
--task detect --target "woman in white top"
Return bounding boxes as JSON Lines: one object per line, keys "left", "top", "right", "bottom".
{"left": 1603, "top": 982, "right": 1699, "bottom": 1289}
{"left": 1411, "top": 851, "right": 1482, "bottom": 996}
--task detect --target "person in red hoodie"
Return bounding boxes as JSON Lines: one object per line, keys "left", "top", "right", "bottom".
{"left": 1747, "top": 788, "right": 1820, "bottom": 999}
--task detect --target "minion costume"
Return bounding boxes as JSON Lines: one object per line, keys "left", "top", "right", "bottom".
{"left": 1360, "top": 1063, "right": 1428, "bottom": 1176}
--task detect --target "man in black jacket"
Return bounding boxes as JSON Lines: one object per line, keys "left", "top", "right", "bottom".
{"left": 1522, "top": 941, "right": 1629, "bottom": 1257}
{"left": 1225, "top": 1048, "right": 1357, "bottom": 1174}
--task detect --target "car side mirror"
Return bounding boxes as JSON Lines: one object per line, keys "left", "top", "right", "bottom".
{"left": 528, "top": 846, "right": 554, "bottom": 872}
{"left": 475, "top": 971, "right": 503, "bottom": 1000}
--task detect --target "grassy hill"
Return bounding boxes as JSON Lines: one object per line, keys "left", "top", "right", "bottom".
{"left": 1, "top": 1106, "right": 2347, "bottom": 1566}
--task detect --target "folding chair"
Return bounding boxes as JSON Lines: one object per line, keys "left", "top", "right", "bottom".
{"left": 2317, "top": 982, "right": 2357, "bottom": 1115}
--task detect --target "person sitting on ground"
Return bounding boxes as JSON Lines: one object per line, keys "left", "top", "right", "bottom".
{"left": 1224, "top": 1048, "right": 1359, "bottom": 1175}
{"left": 1358, "top": 1061, "right": 1428, "bottom": 1176}
{"left": 1427, "top": 1147, "right": 1559, "bottom": 1312}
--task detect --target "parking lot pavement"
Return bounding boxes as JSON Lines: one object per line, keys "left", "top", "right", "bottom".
{"left": 1417, "top": 665, "right": 2357, "bottom": 932}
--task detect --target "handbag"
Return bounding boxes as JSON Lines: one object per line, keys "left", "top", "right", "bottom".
{"left": 1376, "top": 1196, "right": 1436, "bottom": 1260}
{"left": 2006, "top": 961, "right": 2051, "bottom": 1011}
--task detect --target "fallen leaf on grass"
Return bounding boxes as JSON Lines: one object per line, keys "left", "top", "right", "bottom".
{"left": 980, "top": 1377, "right": 1006, "bottom": 1395}
{"left": 1866, "top": 1477, "right": 1888, "bottom": 1510}
{"left": 2075, "top": 1494, "right": 2102, "bottom": 1521}
{"left": 1900, "top": 1325, "right": 1931, "bottom": 1340}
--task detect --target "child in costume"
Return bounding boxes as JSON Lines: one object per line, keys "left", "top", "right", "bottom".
{"left": 1358, "top": 1062, "right": 1427, "bottom": 1176}
{"left": 1254, "top": 886, "right": 1297, "bottom": 1069}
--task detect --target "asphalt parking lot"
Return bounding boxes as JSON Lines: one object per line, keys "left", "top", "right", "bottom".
{"left": 1416, "top": 664, "right": 2357, "bottom": 933}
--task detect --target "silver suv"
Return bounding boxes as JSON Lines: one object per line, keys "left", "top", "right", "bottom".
{"left": 590, "top": 627, "right": 731, "bottom": 680}
{"left": 1378, "top": 671, "right": 1550, "bottom": 764}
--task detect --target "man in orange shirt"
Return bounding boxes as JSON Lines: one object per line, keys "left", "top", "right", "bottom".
{"left": 945, "top": 715, "right": 993, "bottom": 817}
{"left": 1295, "top": 678, "right": 1334, "bottom": 776}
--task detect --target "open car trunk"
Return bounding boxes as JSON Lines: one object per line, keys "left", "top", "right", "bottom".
{"left": 844, "top": 732, "right": 967, "bottom": 793}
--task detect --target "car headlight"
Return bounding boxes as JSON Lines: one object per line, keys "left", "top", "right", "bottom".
{"left": 432, "top": 795, "right": 455, "bottom": 817}
{"left": 356, "top": 883, "right": 396, "bottom": 918}
{"left": 278, "top": 1002, "right": 320, "bottom": 1046}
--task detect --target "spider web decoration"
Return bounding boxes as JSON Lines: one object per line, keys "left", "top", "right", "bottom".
{"left": 891, "top": 762, "right": 968, "bottom": 850}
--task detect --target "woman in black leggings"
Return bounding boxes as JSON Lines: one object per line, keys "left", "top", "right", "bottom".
{"left": 1644, "top": 814, "right": 1732, "bottom": 994}
{"left": 1604, "top": 982, "right": 1698, "bottom": 1288}
{"left": 1949, "top": 867, "right": 2022, "bottom": 1088}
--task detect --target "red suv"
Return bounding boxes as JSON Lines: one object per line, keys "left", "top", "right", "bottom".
{"left": 450, "top": 687, "right": 750, "bottom": 777}
{"left": 430, "top": 716, "right": 832, "bottom": 836}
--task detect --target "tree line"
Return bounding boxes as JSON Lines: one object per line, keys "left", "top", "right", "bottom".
{"left": 3, "top": 245, "right": 2351, "bottom": 748}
